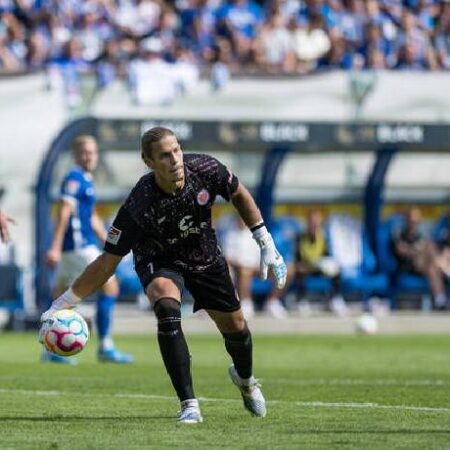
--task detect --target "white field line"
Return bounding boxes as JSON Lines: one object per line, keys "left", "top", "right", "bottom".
{"left": 265, "top": 378, "right": 449, "bottom": 387}
{"left": 1, "top": 388, "right": 450, "bottom": 414}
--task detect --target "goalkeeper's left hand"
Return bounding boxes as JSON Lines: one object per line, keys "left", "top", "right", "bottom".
{"left": 252, "top": 224, "right": 287, "bottom": 289}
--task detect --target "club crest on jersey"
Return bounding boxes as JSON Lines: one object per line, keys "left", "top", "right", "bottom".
{"left": 65, "top": 180, "right": 80, "bottom": 195}
{"left": 106, "top": 226, "right": 122, "bottom": 245}
{"left": 197, "top": 189, "right": 210, "bottom": 205}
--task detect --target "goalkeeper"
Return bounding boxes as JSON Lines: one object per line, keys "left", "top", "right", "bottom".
{"left": 40, "top": 126, "right": 287, "bottom": 423}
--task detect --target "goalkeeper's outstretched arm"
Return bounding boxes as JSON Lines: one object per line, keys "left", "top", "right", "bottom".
{"left": 41, "top": 252, "right": 123, "bottom": 320}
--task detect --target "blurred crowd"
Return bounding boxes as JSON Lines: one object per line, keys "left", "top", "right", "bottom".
{"left": 1, "top": 0, "right": 450, "bottom": 82}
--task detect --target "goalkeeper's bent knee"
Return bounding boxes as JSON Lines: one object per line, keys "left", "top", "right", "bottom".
{"left": 153, "top": 297, "right": 182, "bottom": 336}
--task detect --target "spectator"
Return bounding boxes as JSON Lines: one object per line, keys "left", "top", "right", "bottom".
{"left": 209, "top": 41, "right": 231, "bottom": 90}
{"left": 412, "top": 0, "right": 435, "bottom": 34}
{"left": 319, "top": 34, "right": 354, "bottom": 69}
{"left": 171, "top": 45, "right": 200, "bottom": 94}
{"left": 391, "top": 207, "right": 448, "bottom": 309}
{"left": 336, "top": 0, "right": 366, "bottom": 50}
{"left": 221, "top": 214, "right": 290, "bottom": 319}
{"left": 366, "top": 46, "right": 386, "bottom": 69}
{"left": 179, "top": 0, "right": 219, "bottom": 53}
{"left": 114, "top": 0, "right": 162, "bottom": 37}
{"left": 295, "top": 210, "right": 347, "bottom": 316}
{"left": 395, "top": 42, "right": 437, "bottom": 70}
{"left": 435, "top": 4, "right": 450, "bottom": 69}
{"left": 25, "top": 30, "right": 49, "bottom": 70}
{"left": 217, "top": 0, "right": 264, "bottom": 64}
{"left": 269, "top": 0, "right": 301, "bottom": 23}
{"left": 0, "top": 12, "right": 25, "bottom": 72}
{"left": 360, "top": 22, "right": 393, "bottom": 68}
{"left": 95, "top": 39, "right": 124, "bottom": 89}
{"left": 253, "top": 12, "right": 295, "bottom": 73}
{"left": 128, "top": 37, "right": 178, "bottom": 105}
{"left": 156, "top": 8, "right": 179, "bottom": 57}
{"left": 435, "top": 216, "right": 450, "bottom": 281}
{"left": 48, "top": 38, "right": 90, "bottom": 107}
{"left": 394, "top": 9, "right": 438, "bottom": 70}
{"left": 76, "top": 7, "right": 113, "bottom": 63}
{"left": 292, "top": 13, "right": 331, "bottom": 73}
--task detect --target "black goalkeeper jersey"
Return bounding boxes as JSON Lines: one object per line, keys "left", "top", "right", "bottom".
{"left": 104, "top": 153, "right": 239, "bottom": 273}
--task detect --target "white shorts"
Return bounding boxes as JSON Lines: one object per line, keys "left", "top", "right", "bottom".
{"left": 222, "top": 227, "right": 260, "bottom": 269}
{"left": 55, "top": 245, "right": 101, "bottom": 288}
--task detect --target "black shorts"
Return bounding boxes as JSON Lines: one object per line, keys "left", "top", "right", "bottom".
{"left": 137, "top": 257, "right": 240, "bottom": 313}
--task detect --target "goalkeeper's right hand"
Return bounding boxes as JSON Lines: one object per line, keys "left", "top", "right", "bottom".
{"left": 38, "top": 288, "right": 81, "bottom": 343}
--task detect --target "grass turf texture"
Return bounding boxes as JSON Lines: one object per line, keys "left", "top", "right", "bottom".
{"left": 1, "top": 333, "right": 450, "bottom": 449}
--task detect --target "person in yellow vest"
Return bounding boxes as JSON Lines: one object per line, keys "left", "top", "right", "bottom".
{"left": 295, "top": 209, "right": 347, "bottom": 315}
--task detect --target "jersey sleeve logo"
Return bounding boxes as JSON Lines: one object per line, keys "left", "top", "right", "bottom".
{"left": 65, "top": 180, "right": 80, "bottom": 195}
{"left": 106, "top": 226, "right": 122, "bottom": 245}
{"left": 197, "top": 189, "right": 210, "bottom": 206}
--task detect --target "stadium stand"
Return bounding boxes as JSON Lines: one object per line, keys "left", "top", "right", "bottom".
{"left": 1, "top": 0, "right": 449, "bottom": 83}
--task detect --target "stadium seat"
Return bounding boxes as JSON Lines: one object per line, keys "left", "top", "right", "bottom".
{"left": 271, "top": 215, "right": 337, "bottom": 300}
{"left": 303, "top": 275, "right": 332, "bottom": 294}
{"left": 328, "top": 214, "right": 389, "bottom": 309}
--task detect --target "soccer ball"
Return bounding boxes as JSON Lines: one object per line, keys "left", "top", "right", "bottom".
{"left": 42, "top": 309, "right": 89, "bottom": 356}
{"left": 355, "top": 313, "right": 379, "bottom": 335}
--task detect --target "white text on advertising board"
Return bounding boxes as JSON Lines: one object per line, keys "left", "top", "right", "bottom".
{"left": 377, "top": 125, "right": 424, "bottom": 143}
{"left": 260, "top": 123, "right": 309, "bottom": 142}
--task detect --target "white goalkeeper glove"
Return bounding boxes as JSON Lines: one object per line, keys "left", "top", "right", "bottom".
{"left": 251, "top": 223, "right": 287, "bottom": 289}
{"left": 38, "top": 288, "right": 81, "bottom": 343}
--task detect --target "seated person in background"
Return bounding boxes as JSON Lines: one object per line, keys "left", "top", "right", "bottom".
{"left": 435, "top": 219, "right": 450, "bottom": 280}
{"left": 222, "top": 215, "right": 290, "bottom": 319}
{"left": 391, "top": 207, "right": 448, "bottom": 309}
{"left": 295, "top": 210, "right": 347, "bottom": 316}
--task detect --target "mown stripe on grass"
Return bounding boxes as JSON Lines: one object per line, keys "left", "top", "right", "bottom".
{"left": 2, "top": 376, "right": 448, "bottom": 387}
{"left": 1, "top": 388, "right": 450, "bottom": 413}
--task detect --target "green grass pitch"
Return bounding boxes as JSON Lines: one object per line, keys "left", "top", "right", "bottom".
{"left": 1, "top": 332, "right": 450, "bottom": 449}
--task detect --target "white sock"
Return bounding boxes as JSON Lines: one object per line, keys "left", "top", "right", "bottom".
{"left": 238, "top": 373, "right": 256, "bottom": 386}
{"left": 100, "top": 336, "right": 114, "bottom": 351}
{"left": 181, "top": 398, "right": 199, "bottom": 409}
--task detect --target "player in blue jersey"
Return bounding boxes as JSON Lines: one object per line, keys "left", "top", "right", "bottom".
{"left": 40, "top": 127, "right": 286, "bottom": 422}
{"left": 43, "top": 135, "right": 133, "bottom": 364}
